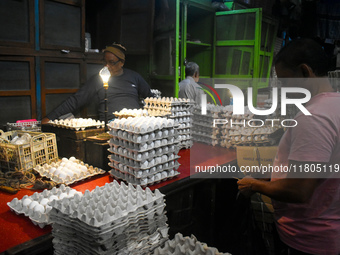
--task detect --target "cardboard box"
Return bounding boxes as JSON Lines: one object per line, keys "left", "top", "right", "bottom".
{"left": 236, "top": 146, "right": 277, "bottom": 168}
{"left": 237, "top": 146, "right": 278, "bottom": 177}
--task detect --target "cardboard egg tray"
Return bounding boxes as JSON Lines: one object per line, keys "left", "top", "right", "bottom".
{"left": 153, "top": 233, "right": 231, "bottom": 255}
{"left": 108, "top": 154, "right": 180, "bottom": 169}
{"left": 7, "top": 184, "right": 82, "bottom": 228}
{"left": 108, "top": 156, "right": 180, "bottom": 176}
{"left": 34, "top": 157, "right": 106, "bottom": 185}
{"left": 108, "top": 116, "right": 181, "bottom": 186}
{"left": 109, "top": 160, "right": 180, "bottom": 179}
{"left": 108, "top": 116, "right": 176, "bottom": 134}
{"left": 108, "top": 137, "right": 178, "bottom": 152}
{"left": 48, "top": 118, "right": 105, "bottom": 131}
{"left": 113, "top": 108, "right": 149, "bottom": 118}
{"left": 108, "top": 145, "right": 179, "bottom": 162}
{"left": 109, "top": 168, "right": 179, "bottom": 186}
{"left": 144, "top": 97, "right": 194, "bottom": 107}
{"left": 49, "top": 181, "right": 169, "bottom": 254}
{"left": 109, "top": 128, "right": 176, "bottom": 143}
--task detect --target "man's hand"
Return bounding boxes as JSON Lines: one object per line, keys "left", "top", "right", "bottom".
{"left": 237, "top": 176, "right": 256, "bottom": 197}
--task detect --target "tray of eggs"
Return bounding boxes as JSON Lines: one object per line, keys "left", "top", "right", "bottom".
{"left": 7, "top": 184, "right": 82, "bottom": 228}
{"left": 48, "top": 118, "right": 104, "bottom": 131}
{"left": 34, "top": 157, "right": 106, "bottom": 185}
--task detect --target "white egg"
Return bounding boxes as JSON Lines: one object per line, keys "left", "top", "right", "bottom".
{"left": 58, "top": 172, "right": 67, "bottom": 180}
{"left": 69, "top": 156, "right": 76, "bottom": 162}
{"left": 34, "top": 204, "right": 45, "bottom": 214}
{"left": 61, "top": 157, "right": 68, "bottom": 163}
{"left": 67, "top": 189, "right": 77, "bottom": 196}
{"left": 59, "top": 193, "right": 68, "bottom": 200}
{"left": 49, "top": 195, "right": 59, "bottom": 202}
{"left": 29, "top": 201, "right": 39, "bottom": 210}
{"left": 22, "top": 198, "right": 33, "bottom": 207}
{"left": 40, "top": 198, "right": 49, "bottom": 207}
{"left": 49, "top": 167, "right": 57, "bottom": 175}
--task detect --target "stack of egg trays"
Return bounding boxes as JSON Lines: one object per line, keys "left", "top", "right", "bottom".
{"left": 34, "top": 157, "right": 106, "bottom": 185}
{"left": 108, "top": 124, "right": 180, "bottom": 187}
{"left": 48, "top": 118, "right": 105, "bottom": 131}
{"left": 7, "top": 184, "right": 82, "bottom": 228}
{"left": 192, "top": 108, "right": 221, "bottom": 146}
{"left": 49, "top": 181, "right": 169, "bottom": 255}
{"left": 145, "top": 97, "right": 194, "bottom": 149}
{"left": 153, "top": 233, "right": 231, "bottom": 255}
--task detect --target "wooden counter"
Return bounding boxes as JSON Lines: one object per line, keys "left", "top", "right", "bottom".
{"left": 0, "top": 143, "right": 237, "bottom": 254}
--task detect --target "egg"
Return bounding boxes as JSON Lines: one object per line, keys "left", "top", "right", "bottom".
{"left": 49, "top": 195, "right": 59, "bottom": 202}
{"left": 59, "top": 193, "right": 68, "bottom": 199}
{"left": 67, "top": 189, "right": 77, "bottom": 197}
{"left": 49, "top": 167, "right": 57, "bottom": 175}
{"left": 22, "top": 198, "right": 32, "bottom": 207}
{"left": 40, "top": 198, "right": 49, "bottom": 207}
{"left": 34, "top": 204, "right": 45, "bottom": 214}
{"left": 29, "top": 201, "right": 39, "bottom": 210}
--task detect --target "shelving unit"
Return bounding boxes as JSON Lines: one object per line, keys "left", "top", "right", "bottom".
{"left": 215, "top": 8, "right": 278, "bottom": 102}
{"left": 0, "top": 0, "right": 103, "bottom": 127}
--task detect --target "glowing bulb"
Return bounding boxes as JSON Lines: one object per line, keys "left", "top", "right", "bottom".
{"left": 99, "top": 66, "right": 111, "bottom": 84}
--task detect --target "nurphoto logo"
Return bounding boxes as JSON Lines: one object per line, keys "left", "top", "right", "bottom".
{"left": 200, "top": 84, "right": 312, "bottom": 128}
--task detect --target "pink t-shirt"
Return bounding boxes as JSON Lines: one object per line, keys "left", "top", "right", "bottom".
{"left": 272, "top": 92, "right": 340, "bottom": 255}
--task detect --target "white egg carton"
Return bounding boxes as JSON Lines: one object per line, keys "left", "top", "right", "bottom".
{"left": 52, "top": 225, "right": 168, "bottom": 255}
{"left": 109, "top": 128, "right": 176, "bottom": 143}
{"left": 109, "top": 168, "right": 179, "bottom": 187}
{"left": 153, "top": 233, "right": 231, "bottom": 255}
{"left": 49, "top": 181, "right": 165, "bottom": 228}
{"left": 7, "top": 184, "right": 82, "bottom": 228}
{"left": 108, "top": 153, "right": 180, "bottom": 169}
{"left": 108, "top": 116, "right": 176, "bottom": 134}
{"left": 108, "top": 137, "right": 178, "bottom": 152}
{"left": 109, "top": 161, "right": 180, "bottom": 179}
{"left": 113, "top": 108, "right": 149, "bottom": 118}
{"left": 109, "top": 157, "right": 180, "bottom": 176}
{"left": 34, "top": 157, "right": 106, "bottom": 185}
{"left": 48, "top": 118, "right": 105, "bottom": 131}
{"left": 108, "top": 145, "right": 179, "bottom": 162}
{"left": 144, "top": 97, "right": 194, "bottom": 107}
{"left": 49, "top": 181, "right": 169, "bottom": 254}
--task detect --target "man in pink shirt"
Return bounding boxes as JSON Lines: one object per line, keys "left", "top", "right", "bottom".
{"left": 238, "top": 38, "right": 340, "bottom": 255}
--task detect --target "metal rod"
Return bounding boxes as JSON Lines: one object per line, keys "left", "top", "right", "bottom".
{"left": 104, "top": 86, "right": 108, "bottom": 132}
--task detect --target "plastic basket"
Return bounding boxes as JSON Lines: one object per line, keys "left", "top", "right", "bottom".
{"left": 7, "top": 121, "right": 41, "bottom": 131}
{"left": 0, "top": 130, "right": 58, "bottom": 172}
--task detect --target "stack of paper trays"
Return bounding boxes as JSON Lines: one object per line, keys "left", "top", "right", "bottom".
{"left": 49, "top": 181, "right": 169, "bottom": 255}
{"left": 144, "top": 97, "right": 194, "bottom": 149}
{"left": 107, "top": 116, "right": 181, "bottom": 186}
{"left": 153, "top": 233, "right": 232, "bottom": 255}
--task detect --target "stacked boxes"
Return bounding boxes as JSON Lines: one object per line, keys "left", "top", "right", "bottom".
{"left": 107, "top": 116, "right": 181, "bottom": 186}
{"left": 49, "top": 181, "right": 169, "bottom": 255}
{"left": 144, "top": 97, "right": 194, "bottom": 149}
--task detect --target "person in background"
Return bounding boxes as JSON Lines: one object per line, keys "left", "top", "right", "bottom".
{"left": 237, "top": 38, "right": 340, "bottom": 255}
{"left": 41, "top": 43, "right": 154, "bottom": 124}
{"left": 178, "top": 62, "right": 204, "bottom": 105}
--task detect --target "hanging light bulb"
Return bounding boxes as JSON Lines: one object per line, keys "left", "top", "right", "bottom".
{"left": 99, "top": 66, "right": 111, "bottom": 131}
{"left": 99, "top": 66, "right": 111, "bottom": 88}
